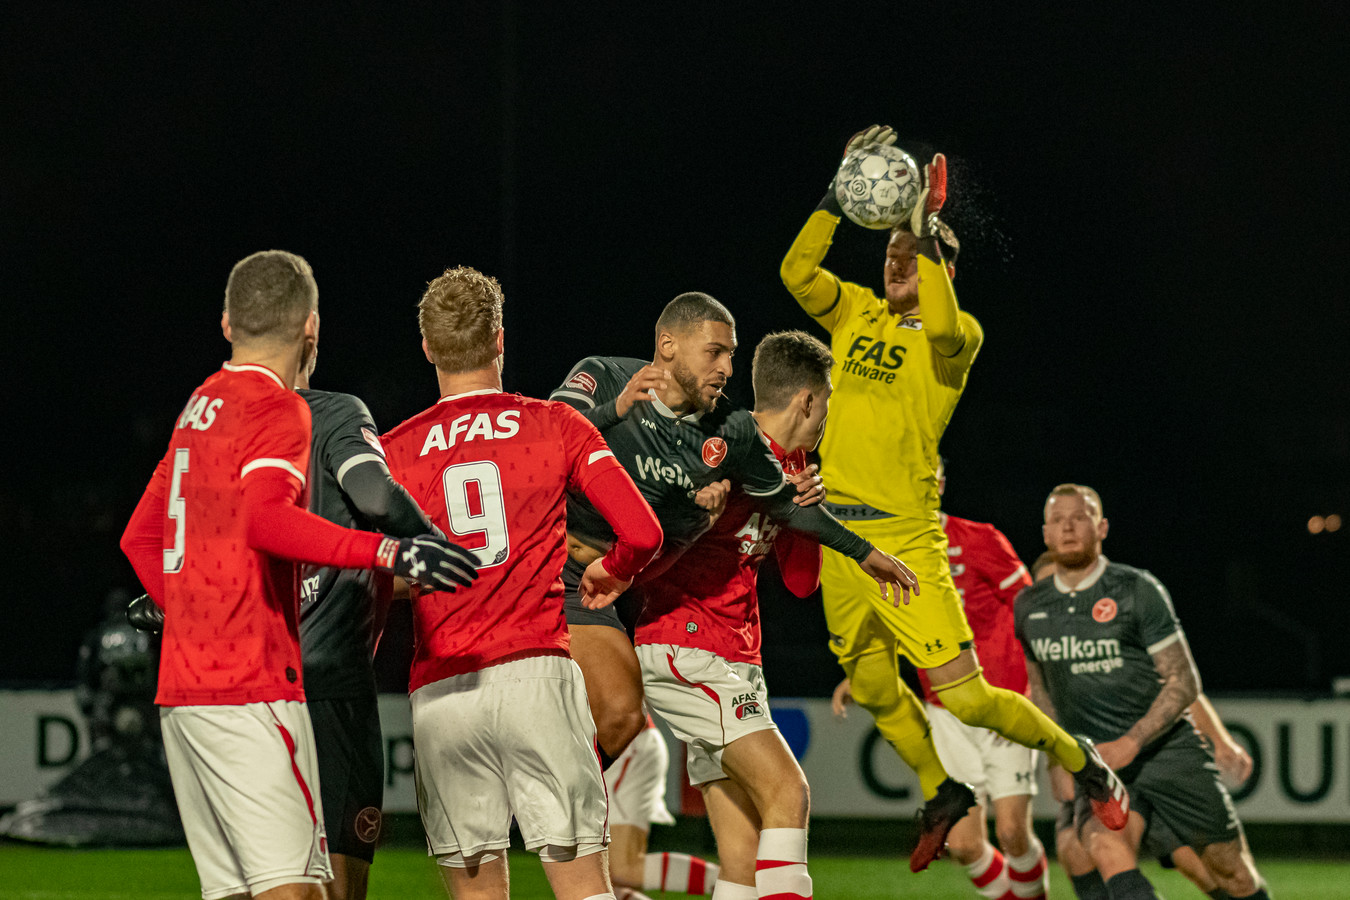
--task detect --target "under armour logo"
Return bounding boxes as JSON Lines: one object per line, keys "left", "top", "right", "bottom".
{"left": 924, "top": 638, "right": 944, "bottom": 653}
{"left": 402, "top": 546, "right": 427, "bottom": 579}
{"left": 1015, "top": 771, "right": 1033, "bottom": 784}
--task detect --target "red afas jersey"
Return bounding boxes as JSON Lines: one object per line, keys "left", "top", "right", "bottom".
{"left": 383, "top": 390, "right": 660, "bottom": 692}
{"left": 635, "top": 438, "right": 822, "bottom": 665}
{"left": 919, "top": 514, "right": 1031, "bottom": 704}
{"left": 124, "top": 364, "right": 312, "bottom": 705}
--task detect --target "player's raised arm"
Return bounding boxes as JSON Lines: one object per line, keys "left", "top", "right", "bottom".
{"left": 907, "top": 153, "right": 983, "bottom": 361}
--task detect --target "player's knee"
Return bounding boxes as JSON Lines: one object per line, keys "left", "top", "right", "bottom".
{"left": 995, "top": 822, "right": 1032, "bottom": 858}
{"left": 846, "top": 662, "right": 901, "bottom": 713}
{"left": 597, "top": 707, "right": 646, "bottom": 756}
{"left": 944, "top": 830, "right": 986, "bottom": 866}
{"left": 936, "top": 675, "right": 999, "bottom": 729}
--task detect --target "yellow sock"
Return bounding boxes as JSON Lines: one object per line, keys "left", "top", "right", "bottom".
{"left": 934, "top": 670, "right": 1087, "bottom": 772}
{"left": 847, "top": 653, "right": 950, "bottom": 799}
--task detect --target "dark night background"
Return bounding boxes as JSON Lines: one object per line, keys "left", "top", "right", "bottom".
{"left": 3, "top": 4, "right": 1346, "bottom": 695}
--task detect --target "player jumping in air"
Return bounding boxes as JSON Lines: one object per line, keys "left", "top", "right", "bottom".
{"left": 634, "top": 330, "right": 840, "bottom": 900}
{"left": 834, "top": 458, "right": 1048, "bottom": 899}
{"left": 380, "top": 266, "right": 663, "bottom": 900}
{"left": 551, "top": 293, "right": 918, "bottom": 773}
{"left": 120, "top": 250, "right": 478, "bottom": 900}
{"left": 1018, "top": 485, "right": 1269, "bottom": 900}
{"left": 780, "top": 125, "right": 1127, "bottom": 872}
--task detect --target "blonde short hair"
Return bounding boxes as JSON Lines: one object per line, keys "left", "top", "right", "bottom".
{"left": 419, "top": 266, "right": 504, "bottom": 374}
{"left": 1044, "top": 483, "right": 1104, "bottom": 519}
{"left": 224, "top": 250, "right": 317, "bottom": 343}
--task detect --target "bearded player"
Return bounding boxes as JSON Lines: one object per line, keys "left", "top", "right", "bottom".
{"left": 120, "top": 250, "right": 477, "bottom": 900}
{"left": 551, "top": 293, "right": 918, "bottom": 773}
{"left": 1018, "top": 485, "right": 1269, "bottom": 900}
{"left": 780, "top": 126, "right": 1127, "bottom": 872}
{"left": 381, "top": 266, "right": 663, "bottom": 900}
{"left": 633, "top": 330, "right": 837, "bottom": 900}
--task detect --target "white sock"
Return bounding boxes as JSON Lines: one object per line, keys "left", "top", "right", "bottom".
{"left": 1006, "top": 838, "right": 1049, "bottom": 900}
{"left": 711, "top": 882, "right": 757, "bottom": 900}
{"left": 643, "top": 852, "right": 719, "bottom": 895}
{"left": 964, "top": 842, "right": 1010, "bottom": 900}
{"left": 755, "top": 827, "right": 811, "bottom": 900}
{"left": 580, "top": 895, "right": 616, "bottom": 900}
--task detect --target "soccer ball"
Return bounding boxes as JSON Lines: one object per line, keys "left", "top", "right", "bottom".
{"left": 834, "top": 144, "right": 921, "bottom": 230}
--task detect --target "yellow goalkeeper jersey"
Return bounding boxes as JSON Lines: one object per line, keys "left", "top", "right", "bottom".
{"left": 780, "top": 209, "right": 983, "bottom": 521}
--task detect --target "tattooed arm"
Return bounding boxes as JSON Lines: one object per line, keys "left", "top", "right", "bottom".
{"left": 1097, "top": 637, "right": 1201, "bottom": 770}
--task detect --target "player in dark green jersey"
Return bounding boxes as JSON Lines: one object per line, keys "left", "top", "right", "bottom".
{"left": 551, "top": 291, "right": 917, "bottom": 765}
{"left": 1016, "top": 485, "right": 1268, "bottom": 900}
{"left": 294, "top": 362, "right": 450, "bottom": 900}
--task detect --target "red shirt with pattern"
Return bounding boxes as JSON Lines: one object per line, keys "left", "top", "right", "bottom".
{"left": 383, "top": 390, "right": 658, "bottom": 691}
{"left": 919, "top": 514, "right": 1031, "bottom": 705}
{"left": 635, "top": 435, "right": 822, "bottom": 665}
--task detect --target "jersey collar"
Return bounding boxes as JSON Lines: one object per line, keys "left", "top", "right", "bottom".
{"left": 1053, "top": 554, "right": 1108, "bottom": 594}
{"left": 651, "top": 394, "right": 703, "bottom": 424}
{"left": 222, "top": 361, "right": 286, "bottom": 390}
{"left": 438, "top": 388, "right": 501, "bottom": 403}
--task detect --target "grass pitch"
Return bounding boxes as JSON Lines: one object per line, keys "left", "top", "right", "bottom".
{"left": 2, "top": 845, "right": 1347, "bottom": 899}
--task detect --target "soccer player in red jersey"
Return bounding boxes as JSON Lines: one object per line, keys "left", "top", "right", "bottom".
{"left": 634, "top": 331, "right": 838, "bottom": 900}
{"left": 380, "top": 266, "right": 663, "bottom": 900}
{"left": 119, "top": 251, "right": 477, "bottom": 900}
{"left": 603, "top": 713, "right": 721, "bottom": 900}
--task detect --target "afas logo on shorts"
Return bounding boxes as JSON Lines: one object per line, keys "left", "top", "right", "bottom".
{"left": 702, "top": 437, "right": 728, "bottom": 467}
{"left": 566, "top": 371, "right": 598, "bottom": 394}
{"left": 732, "top": 692, "right": 764, "bottom": 720}
{"left": 1092, "top": 598, "right": 1118, "bottom": 623}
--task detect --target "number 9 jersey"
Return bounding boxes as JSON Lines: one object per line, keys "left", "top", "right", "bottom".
{"left": 381, "top": 389, "right": 642, "bottom": 692}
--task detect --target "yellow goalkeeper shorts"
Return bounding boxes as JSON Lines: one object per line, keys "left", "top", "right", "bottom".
{"left": 822, "top": 516, "right": 973, "bottom": 671}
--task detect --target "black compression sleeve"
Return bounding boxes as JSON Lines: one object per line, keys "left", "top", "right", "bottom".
{"left": 340, "top": 461, "right": 435, "bottom": 537}
{"left": 760, "top": 489, "right": 872, "bottom": 561}
{"left": 579, "top": 399, "right": 624, "bottom": 432}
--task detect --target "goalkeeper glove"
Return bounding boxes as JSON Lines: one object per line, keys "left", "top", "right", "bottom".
{"left": 820, "top": 124, "right": 898, "bottom": 216}
{"left": 844, "top": 124, "right": 897, "bottom": 157}
{"left": 911, "top": 153, "right": 959, "bottom": 277}
{"left": 127, "top": 593, "right": 164, "bottom": 634}
{"left": 910, "top": 153, "right": 947, "bottom": 238}
{"left": 374, "top": 535, "right": 479, "bottom": 593}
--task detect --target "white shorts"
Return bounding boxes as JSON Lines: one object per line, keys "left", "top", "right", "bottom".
{"left": 926, "top": 702, "right": 1039, "bottom": 803}
{"left": 160, "top": 701, "right": 330, "bottom": 900}
{"left": 637, "top": 644, "right": 778, "bottom": 786}
{"left": 411, "top": 653, "right": 609, "bottom": 865}
{"left": 604, "top": 724, "right": 676, "bottom": 830}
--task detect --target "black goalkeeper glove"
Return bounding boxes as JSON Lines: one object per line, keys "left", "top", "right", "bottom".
{"left": 374, "top": 535, "right": 479, "bottom": 593}
{"left": 127, "top": 593, "right": 165, "bottom": 634}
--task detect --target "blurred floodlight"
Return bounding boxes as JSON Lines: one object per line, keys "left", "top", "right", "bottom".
{"left": 1308, "top": 516, "right": 1325, "bottom": 534}
{"left": 1326, "top": 514, "right": 1342, "bottom": 533}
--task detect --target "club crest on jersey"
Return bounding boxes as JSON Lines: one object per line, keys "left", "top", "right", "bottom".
{"left": 565, "top": 371, "right": 598, "bottom": 394}
{"left": 732, "top": 693, "right": 763, "bottom": 720}
{"left": 361, "top": 427, "right": 385, "bottom": 455}
{"left": 354, "top": 807, "right": 382, "bottom": 843}
{"left": 702, "top": 437, "right": 728, "bottom": 467}
{"left": 1093, "top": 598, "right": 1118, "bottom": 623}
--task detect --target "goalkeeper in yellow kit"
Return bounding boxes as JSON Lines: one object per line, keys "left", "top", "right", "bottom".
{"left": 780, "top": 126, "right": 1129, "bottom": 873}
